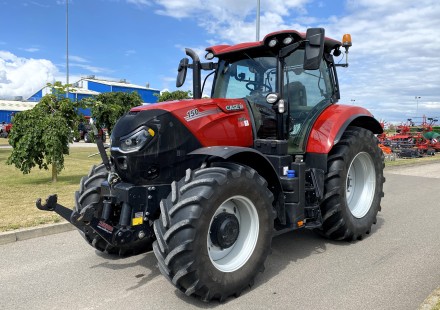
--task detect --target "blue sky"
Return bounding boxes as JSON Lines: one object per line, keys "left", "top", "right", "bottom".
{"left": 1, "top": 0, "right": 440, "bottom": 123}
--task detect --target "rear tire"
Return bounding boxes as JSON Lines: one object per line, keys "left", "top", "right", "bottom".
{"left": 153, "top": 162, "right": 274, "bottom": 301}
{"left": 319, "top": 127, "right": 385, "bottom": 241}
{"left": 75, "top": 163, "right": 153, "bottom": 256}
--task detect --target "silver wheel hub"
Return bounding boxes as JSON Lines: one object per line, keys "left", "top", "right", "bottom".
{"left": 346, "top": 152, "right": 376, "bottom": 218}
{"left": 207, "top": 195, "right": 259, "bottom": 273}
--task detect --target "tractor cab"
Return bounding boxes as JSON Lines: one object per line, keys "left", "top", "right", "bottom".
{"left": 177, "top": 28, "right": 349, "bottom": 153}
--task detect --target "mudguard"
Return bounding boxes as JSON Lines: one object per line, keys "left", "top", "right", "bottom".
{"left": 306, "top": 104, "right": 383, "bottom": 154}
{"left": 189, "top": 146, "right": 286, "bottom": 223}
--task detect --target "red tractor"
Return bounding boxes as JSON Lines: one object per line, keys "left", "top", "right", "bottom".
{"left": 37, "top": 28, "right": 384, "bottom": 301}
{"left": 0, "top": 122, "right": 12, "bottom": 138}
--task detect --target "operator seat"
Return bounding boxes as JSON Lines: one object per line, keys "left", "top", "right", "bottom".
{"left": 284, "top": 81, "right": 307, "bottom": 107}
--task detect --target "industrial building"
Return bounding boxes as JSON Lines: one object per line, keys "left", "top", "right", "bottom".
{"left": 28, "top": 76, "right": 160, "bottom": 104}
{"left": 0, "top": 99, "right": 36, "bottom": 123}
{"left": 0, "top": 77, "right": 160, "bottom": 122}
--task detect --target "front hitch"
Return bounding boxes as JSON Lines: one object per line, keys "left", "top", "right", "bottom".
{"left": 35, "top": 194, "right": 151, "bottom": 247}
{"left": 36, "top": 195, "right": 99, "bottom": 229}
{"left": 36, "top": 195, "right": 77, "bottom": 223}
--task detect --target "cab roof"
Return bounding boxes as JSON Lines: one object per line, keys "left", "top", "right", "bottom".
{"left": 206, "top": 30, "right": 341, "bottom": 57}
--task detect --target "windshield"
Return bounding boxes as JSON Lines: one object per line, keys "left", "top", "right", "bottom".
{"left": 212, "top": 55, "right": 276, "bottom": 104}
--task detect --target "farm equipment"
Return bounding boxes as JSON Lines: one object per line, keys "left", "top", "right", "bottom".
{"left": 73, "top": 117, "right": 106, "bottom": 143}
{"left": 36, "top": 28, "right": 385, "bottom": 301}
{"left": 0, "top": 122, "right": 12, "bottom": 138}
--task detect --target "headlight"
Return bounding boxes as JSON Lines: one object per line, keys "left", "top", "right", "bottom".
{"left": 116, "top": 127, "right": 155, "bottom": 153}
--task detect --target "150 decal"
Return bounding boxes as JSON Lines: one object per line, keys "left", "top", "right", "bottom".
{"left": 184, "top": 108, "right": 221, "bottom": 122}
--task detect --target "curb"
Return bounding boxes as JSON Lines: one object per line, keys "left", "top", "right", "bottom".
{"left": 0, "top": 222, "right": 75, "bottom": 245}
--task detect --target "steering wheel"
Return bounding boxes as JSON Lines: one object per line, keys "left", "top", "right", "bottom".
{"left": 246, "top": 81, "right": 272, "bottom": 92}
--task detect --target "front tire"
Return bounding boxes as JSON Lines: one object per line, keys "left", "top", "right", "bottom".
{"left": 319, "top": 127, "right": 385, "bottom": 241}
{"left": 153, "top": 162, "right": 274, "bottom": 302}
{"left": 75, "top": 164, "right": 153, "bottom": 256}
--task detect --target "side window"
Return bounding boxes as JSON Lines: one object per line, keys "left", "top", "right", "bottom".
{"left": 285, "top": 54, "right": 333, "bottom": 108}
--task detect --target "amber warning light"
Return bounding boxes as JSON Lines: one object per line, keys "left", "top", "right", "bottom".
{"left": 342, "top": 33, "right": 352, "bottom": 48}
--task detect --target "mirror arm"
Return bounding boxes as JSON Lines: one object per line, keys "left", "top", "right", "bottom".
{"left": 200, "top": 62, "right": 218, "bottom": 70}
{"left": 279, "top": 41, "right": 302, "bottom": 59}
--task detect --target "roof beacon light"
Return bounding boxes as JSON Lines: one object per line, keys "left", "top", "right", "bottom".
{"left": 342, "top": 33, "right": 352, "bottom": 67}
{"left": 342, "top": 34, "right": 352, "bottom": 48}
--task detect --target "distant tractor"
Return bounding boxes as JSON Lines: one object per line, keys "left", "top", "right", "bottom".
{"left": 73, "top": 117, "right": 106, "bottom": 143}
{"left": 37, "top": 28, "right": 385, "bottom": 301}
{"left": 0, "top": 122, "right": 12, "bottom": 138}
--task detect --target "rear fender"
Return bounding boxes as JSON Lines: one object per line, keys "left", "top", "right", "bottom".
{"left": 306, "top": 104, "right": 382, "bottom": 154}
{"left": 189, "top": 146, "right": 286, "bottom": 224}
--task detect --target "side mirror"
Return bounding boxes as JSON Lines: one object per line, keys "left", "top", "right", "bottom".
{"left": 303, "top": 28, "right": 325, "bottom": 70}
{"left": 176, "top": 58, "right": 189, "bottom": 87}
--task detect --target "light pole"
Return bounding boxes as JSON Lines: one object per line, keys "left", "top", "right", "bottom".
{"left": 256, "top": 0, "right": 260, "bottom": 41}
{"left": 66, "top": 0, "right": 69, "bottom": 98}
{"left": 415, "top": 96, "right": 421, "bottom": 115}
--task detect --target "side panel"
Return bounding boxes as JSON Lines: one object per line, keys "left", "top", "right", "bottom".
{"left": 306, "top": 104, "right": 381, "bottom": 154}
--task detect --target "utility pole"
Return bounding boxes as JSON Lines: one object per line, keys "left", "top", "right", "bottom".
{"left": 256, "top": 0, "right": 260, "bottom": 41}
{"left": 66, "top": 0, "right": 69, "bottom": 98}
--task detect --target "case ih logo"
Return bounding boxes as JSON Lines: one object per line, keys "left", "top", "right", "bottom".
{"left": 226, "top": 104, "right": 244, "bottom": 111}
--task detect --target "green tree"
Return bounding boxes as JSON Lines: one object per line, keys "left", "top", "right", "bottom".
{"left": 85, "top": 91, "right": 142, "bottom": 133}
{"left": 7, "top": 82, "right": 81, "bottom": 182}
{"left": 155, "top": 90, "right": 192, "bottom": 102}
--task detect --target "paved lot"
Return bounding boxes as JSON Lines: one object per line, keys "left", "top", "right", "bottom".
{"left": 0, "top": 163, "right": 439, "bottom": 310}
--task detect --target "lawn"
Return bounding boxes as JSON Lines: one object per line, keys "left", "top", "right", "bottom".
{"left": 0, "top": 147, "right": 100, "bottom": 231}
{"left": 0, "top": 138, "right": 10, "bottom": 146}
{"left": 1, "top": 144, "right": 439, "bottom": 232}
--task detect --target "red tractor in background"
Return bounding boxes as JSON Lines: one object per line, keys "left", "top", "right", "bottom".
{"left": 73, "top": 116, "right": 106, "bottom": 143}
{"left": 0, "top": 122, "right": 12, "bottom": 138}
{"left": 37, "top": 28, "right": 385, "bottom": 301}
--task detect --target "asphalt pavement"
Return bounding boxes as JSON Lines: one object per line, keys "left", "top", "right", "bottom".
{"left": 1, "top": 162, "right": 440, "bottom": 309}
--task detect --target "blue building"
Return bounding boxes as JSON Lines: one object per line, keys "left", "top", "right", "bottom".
{"left": 0, "top": 99, "right": 36, "bottom": 123}
{"left": 28, "top": 76, "right": 160, "bottom": 106}
{"left": 1, "top": 77, "right": 160, "bottom": 122}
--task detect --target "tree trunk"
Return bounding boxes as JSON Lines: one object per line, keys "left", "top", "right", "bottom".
{"left": 52, "top": 162, "right": 57, "bottom": 182}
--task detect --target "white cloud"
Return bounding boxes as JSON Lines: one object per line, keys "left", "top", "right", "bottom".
{"left": 20, "top": 47, "right": 40, "bottom": 53}
{"left": 125, "top": 49, "right": 136, "bottom": 56}
{"left": 126, "top": 0, "right": 150, "bottom": 6}
{"left": 152, "top": 0, "right": 440, "bottom": 122}
{"left": 69, "top": 55, "right": 88, "bottom": 63}
{"left": 0, "top": 51, "right": 59, "bottom": 98}
{"left": 322, "top": 1, "right": 440, "bottom": 122}
{"left": 70, "top": 63, "right": 112, "bottom": 74}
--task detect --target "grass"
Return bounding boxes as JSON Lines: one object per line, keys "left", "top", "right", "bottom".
{"left": 0, "top": 147, "right": 100, "bottom": 232}
{"left": 0, "top": 138, "right": 10, "bottom": 146}
{"left": 385, "top": 155, "right": 440, "bottom": 167}
{"left": 0, "top": 142, "right": 439, "bottom": 232}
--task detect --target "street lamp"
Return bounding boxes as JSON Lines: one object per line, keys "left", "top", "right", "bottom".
{"left": 66, "top": 0, "right": 69, "bottom": 98}
{"left": 415, "top": 96, "right": 421, "bottom": 115}
{"left": 256, "top": 0, "right": 260, "bottom": 41}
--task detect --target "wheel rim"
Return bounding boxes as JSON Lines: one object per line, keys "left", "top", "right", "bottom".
{"left": 207, "top": 195, "right": 259, "bottom": 273}
{"left": 346, "top": 152, "right": 376, "bottom": 218}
